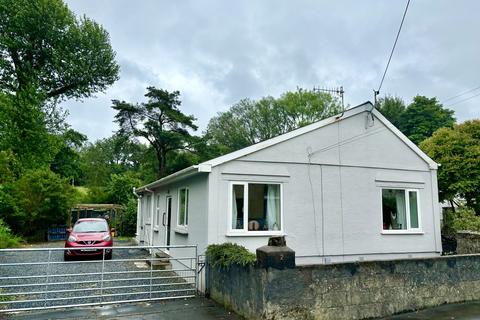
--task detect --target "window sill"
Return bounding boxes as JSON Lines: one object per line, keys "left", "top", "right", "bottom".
{"left": 174, "top": 227, "right": 188, "bottom": 235}
{"left": 226, "top": 231, "right": 286, "bottom": 237}
{"left": 381, "top": 230, "right": 424, "bottom": 235}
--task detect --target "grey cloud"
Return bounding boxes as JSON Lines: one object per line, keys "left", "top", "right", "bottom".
{"left": 63, "top": 0, "right": 480, "bottom": 141}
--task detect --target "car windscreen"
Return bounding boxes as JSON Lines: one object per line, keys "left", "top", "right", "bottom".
{"left": 73, "top": 221, "right": 108, "bottom": 233}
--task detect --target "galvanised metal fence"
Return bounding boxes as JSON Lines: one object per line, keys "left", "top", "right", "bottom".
{"left": 0, "top": 245, "right": 198, "bottom": 313}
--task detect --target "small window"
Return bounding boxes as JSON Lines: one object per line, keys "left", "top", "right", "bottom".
{"left": 145, "top": 195, "right": 151, "bottom": 223}
{"left": 382, "top": 189, "right": 420, "bottom": 231}
{"left": 178, "top": 188, "right": 189, "bottom": 227}
{"left": 154, "top": 194, "right": 161, "bottom": 228}
{"left": 231, "top": 182, "right": 281, "bottom": 232}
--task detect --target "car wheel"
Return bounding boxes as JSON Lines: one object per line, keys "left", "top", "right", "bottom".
{"left": 105, "top": 252, "right": 112, "bottom": 260}
{"left": 64, "top": 253, "right": 71, "bottom": 261}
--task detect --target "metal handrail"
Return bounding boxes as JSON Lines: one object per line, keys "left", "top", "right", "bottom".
{"left": 0, "top": 256, "right": 196, "bottom": 267}
{"left": 0, "top": 288, "right": 196, "bottom": 305}
{"left": 0, "top": 244, "right": 196, "bottom": 252}
{"left": 3, "top": 295, "right": 196, "bottom": 313}
{"left": 0, "top": 268, "right": 194, "bottom": 280}
{"left": 1, "top": 274, "right": 196, "bottom": 288}
{"left": 0, "top": 281, "right": 195, "bottom": 296}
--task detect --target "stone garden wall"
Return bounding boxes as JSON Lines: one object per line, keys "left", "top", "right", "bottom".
{"left": 207, "top": 255, "right": 480, "bottom": 320}
{"left": 456, "top": 231, "right": 480, "bottom": 254}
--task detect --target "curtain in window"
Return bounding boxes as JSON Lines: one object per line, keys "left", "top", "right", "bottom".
{"left": 395, "top": 191, "right": 406, "bottom": 229}
{"left": 232, "top": 187, "right": 238, "bottom": 229}
{"left": 266, "top": 185, "right": 280, "bottom": 230}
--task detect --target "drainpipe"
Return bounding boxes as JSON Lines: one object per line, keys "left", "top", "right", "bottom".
{"left": 132, "top": 187, "right": 142, "bottom": 244}
{"left": 145, "top": 188, "right": 155, "bottom": 250}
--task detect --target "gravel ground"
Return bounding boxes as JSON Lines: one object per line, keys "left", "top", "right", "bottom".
{"left": 0, "top": 240, "right": 196, "bottom": 312}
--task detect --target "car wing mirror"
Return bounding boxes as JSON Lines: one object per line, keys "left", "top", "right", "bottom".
{"left": 66, "top": 228, "right": 72, "bottom": 233}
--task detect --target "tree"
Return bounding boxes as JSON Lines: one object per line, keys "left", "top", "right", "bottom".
{"left": 112, "top": 87, "right": 198, "bottom": 178}
{"left": 0, "top": 91, "right": 61, "bottom": 169}
{"left": 420, "top": 120, "right": 480, "bottom": 214}
{"left": 106, "top": 173, "right": 141, "bottom": 206}
{"left": 399, "top": 96, "right": 455, "bottom": 145}
{"left": 1, "top": 168, "right": 75, "bottom": 239}
{"left": 206, "top": 88, "right": 341, "bottom": 152}
{"left": 50, "top": 129, "right": 87, "bottom": 183}
{"left": 0, "top": 0, "right": 119, "bottom": 100}
{"left": 376, "top": 95, "right": 406, "bottom": 128}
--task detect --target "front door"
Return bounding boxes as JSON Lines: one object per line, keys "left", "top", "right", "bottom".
{"left": 165, "top": 196, "right": 172, "bottom": 248}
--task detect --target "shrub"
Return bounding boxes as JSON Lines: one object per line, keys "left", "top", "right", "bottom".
{"left": 0, "top": 219, "right": 22, "bottom": 248}
{"left": 11, "top": 168, "right": 75, "bottom": 239}
{"left": 447, "top": 207, "right": 480, "bottom": 232}
{"left": 118, "top": 198, "right": 137, "bottom": 236}
{"left": 206, "top": 243, "right": 256, "bottom": 269}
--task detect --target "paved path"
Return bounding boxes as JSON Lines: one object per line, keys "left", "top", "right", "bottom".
{"left": 385, "top": 301, "right": 480, "bottom": 319}
{"left": 6, "top": 297, "right": 240, "bottom": 320}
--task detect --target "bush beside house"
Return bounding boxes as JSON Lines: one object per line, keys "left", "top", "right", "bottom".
{"left": 0, "top": 219, "right": 22, "bottom": 248}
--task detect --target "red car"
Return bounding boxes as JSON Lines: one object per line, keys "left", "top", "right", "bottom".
{"left": 64, "top": 218, "right": 114, "bottom": 261}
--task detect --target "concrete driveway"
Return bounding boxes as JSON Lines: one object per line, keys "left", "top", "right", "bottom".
{"left": 7, "top": 297, "right": 240, "bottom": 320}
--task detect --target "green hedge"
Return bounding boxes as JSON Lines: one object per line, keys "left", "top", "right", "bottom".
{"left": 206, "top": 243, "right": 256, "bottom": 269}
{"left": 0, "top": 219, "right": 22, "bottom": 249}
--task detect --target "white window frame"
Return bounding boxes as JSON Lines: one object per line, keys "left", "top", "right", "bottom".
{"left": 381, "top": 188, "right": 423, "bottom": 234}
{"left": 154, "top": 194, "right": 161, "bottom": 230}
{"left": 145, "top": 195, "right": 151, "bottom": 225}
{"left": 177, "top": 187, "right": 189, "bottom": 230}
{"left": 227, "top": 181, "right": 284, "bottom": 236}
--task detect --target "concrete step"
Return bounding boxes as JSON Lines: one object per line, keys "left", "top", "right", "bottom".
{"left": 146, "top": 250, "right": 172, "bottom": 270}
{"left": 146, "top": 258, "right": 171, "bottom": 270}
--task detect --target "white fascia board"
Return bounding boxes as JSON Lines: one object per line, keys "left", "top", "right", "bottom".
{"left": 136, "top": 165, "right": 200, "bottom": 192}
{"left": 202, "top": 102, "right": 373, "bottom": 168}
{"left": 372, "top": 108, "right": 439, "bottom": 170}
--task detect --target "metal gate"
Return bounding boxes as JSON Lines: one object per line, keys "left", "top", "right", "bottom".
{"left": 0, "top": 244, "right": 197, "bottom": 313}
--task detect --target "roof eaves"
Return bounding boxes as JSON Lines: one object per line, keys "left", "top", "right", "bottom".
{"left": 136, "top": 165, "right": 200, "bottom": 192}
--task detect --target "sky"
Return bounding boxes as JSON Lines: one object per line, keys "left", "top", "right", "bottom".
{"left": 63, "top": 0, "right": 480, "bottom": 141}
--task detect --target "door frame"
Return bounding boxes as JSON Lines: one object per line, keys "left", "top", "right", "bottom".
{"left": 164, "top": 196, "right": 172, "bottom": 252}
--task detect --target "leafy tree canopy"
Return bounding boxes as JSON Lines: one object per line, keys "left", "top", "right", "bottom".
{"left": 0, "top": 0, "right": 119, "bottom": 100}
{"left": 50, "top": 129, "right": 87, "bottom": 182}
{"left": 377, "top": 95, "right": 455, "bottom": 145}
{"left": 376, "top": 95, "right": 406, "bottom": 128}
{"left": 0, "top": 167, "right": 75, "bottom": 238}
{"left": 112, "top": 87, "right": 198, "bottom": 178}
{"left": 206, "top": 88, "right": 341, "bottom": 153}
{"left": 399, "top": 96, "right": 455, "bottom": 144}
{"left": 420, "top": 120, "right": 480, "bottom": 214}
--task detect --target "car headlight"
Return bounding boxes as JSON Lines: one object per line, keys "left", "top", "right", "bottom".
{"left": 67, "top": 235, "right": 77, "bottom": 242}
{"left": 102, "top": 234, "right": 111, "bottom": 241}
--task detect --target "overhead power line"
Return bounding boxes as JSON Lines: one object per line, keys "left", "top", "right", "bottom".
{"left": 442, "top": 85, "right": 480, "bottom": 103}
{"left": 376, "top": 0, "right": 412, "bottom": 97}
{"left": 447, "top": 91, "right": 480, "bottom": 107}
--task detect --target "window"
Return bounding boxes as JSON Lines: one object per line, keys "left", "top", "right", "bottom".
{"left": 231, "top": 182, "right": 282, "bottom": 233}
{"left": 177, "top": 188, "right": 189, "bottom": 228}
{"left": 154, "top": 194, "right": 161, "bottom": 228}
{"left": 145, "top": 196, "right": 151, "bottom": 224}
{"left": 382, "top": 189, "right": 420, "bottom": 231}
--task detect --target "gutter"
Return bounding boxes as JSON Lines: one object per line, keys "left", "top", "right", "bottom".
{"left": 136, "top": 164, "right": 212, "bottom": 192}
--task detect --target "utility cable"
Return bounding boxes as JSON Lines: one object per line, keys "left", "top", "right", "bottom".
{"left": 447, "top": 91, "right": 480, "bottom": 107}
{"left": 377, "top": 0, "right": 412, "bottom": 94}
{"left": 442, "top": 85, "right": 480, "bottom": 103}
